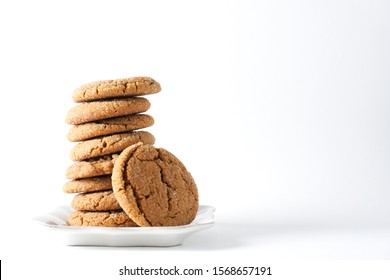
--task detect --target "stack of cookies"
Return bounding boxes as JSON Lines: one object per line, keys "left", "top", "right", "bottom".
{"left": 64, "top": 77, "right": 160, "bottom": 227}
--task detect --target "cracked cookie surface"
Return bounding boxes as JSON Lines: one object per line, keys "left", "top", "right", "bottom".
{"left": 63, "top": 176, "right": 112, "bottom": 193}
{"left": 66, "top": 154, "right": 119, "bottom": 179}
{"left": 65, "top": 97, "right": 150, "bottom": 125}
{"left": 72, "top": 76, "right": 161, "bottom": 103}
{"left": 70, "top": 131, "right": 155, "bottom": 161}
{"left": 71, "top": 190, "right": 121, "bottom": 211}
{"left": 67, "top": 114, "right": 154, "bottom": 142}
{"left": 67, "top": 210, "right": 137, "bottom": 227}
{"left": 112, "top": 143, "right": 199, "bottom": 227}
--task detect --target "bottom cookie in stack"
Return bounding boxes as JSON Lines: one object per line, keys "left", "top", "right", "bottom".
{"left": 67, "top": 211, "right": 138, "bottom": 227}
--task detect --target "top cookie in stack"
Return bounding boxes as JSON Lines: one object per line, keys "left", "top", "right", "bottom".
{"left": 64, "top": 77, "right": 160, "bottom": 226}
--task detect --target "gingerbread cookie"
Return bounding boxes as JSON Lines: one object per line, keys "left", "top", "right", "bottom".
{"left": 72, "top": 76, "right": 161, "bottom": 103}
{"left": 112, "top": 143, "right": 199, "bottom": 227}
{"left": 67, "top": 211, "right": 137, "bottom": 227}
{"left": 65, "top": 154, "right": 118, "bottom": 179}
{"left": 65, "top": 97, "right": 150, "bottom": 125}
{"left": 71, "top": 190, "right": 121, "bottom": 211}
{"left": 67, "top": 114, "right": 154, "bottom": 142}
{"left": 70, "top": 131, "right": 155, "bottom": 161}
{"left": 63, "top": 176, "right": 112, "bottom": 193}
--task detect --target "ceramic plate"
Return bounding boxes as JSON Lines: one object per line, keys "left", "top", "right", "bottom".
{"left": 34, "top": 205, "right": 215, "bottom": 247}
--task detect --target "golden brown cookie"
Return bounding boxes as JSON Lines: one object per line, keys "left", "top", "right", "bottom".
{"left": 71, "top": 190, "right": 121, "bottom": 211}
{"left": 67, "top": 114, "right": 154, "bottom": 142}
{"left": 63, "top": 176, "right": 112, "bottom": 193}
{"left": 65, "top": 154, "right": 118, "bottom": 179}
{"left": 70, "top": 131, "right": 155, "bottom": 161}
{"left": 72, "top": 76, "right": 161, "bottom": 103}
{"left": 67, "top": 211, "right": 137, "bottom": 227}
{"left": 65, "top": 97, "right": 150, "bottom": 125}
{"left": 112, "top": 143, "right": 199, "bottom": 227}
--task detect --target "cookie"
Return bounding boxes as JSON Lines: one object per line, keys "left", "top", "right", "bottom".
{"left": 65, "top": 154, "right": 118, "bottom": 179}
{"left": 72, "top": 76, "right": 161, "bottom": 103}
{"left": 63, "top": 176, "right": 112, "bottom": 193}
{"left": 71, "top": 190, "right": 121, "bottom": 211}
{"left": 112, "top": 143, "right": 199, "bottom": 227}
{"left": 70, "top": 131, "right": 155, "bottom": 161}
{"left": 67, "top": 114, "right": 154, "bottom": 142}
{"left": 67, "top": 211, "right": 137, "bottom": 227}
{"left": 65, "top": 97, "right": 150, "bottom": 125}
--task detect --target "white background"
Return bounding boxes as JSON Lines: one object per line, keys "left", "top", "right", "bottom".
{"left": 0, "top": 0, "right": 389, "bottom": 279}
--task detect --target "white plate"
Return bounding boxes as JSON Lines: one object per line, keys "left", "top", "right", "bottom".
{"left": 34, "top": 205, "right": 215, "bottom": 247}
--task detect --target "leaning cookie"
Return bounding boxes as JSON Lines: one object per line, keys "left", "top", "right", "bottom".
{"left": 67, "top": 211, "right": 138, "bottom": 227}
{"left": 67, "top": 114, "right": 154, "bottom": 142}
{"left": 70, "top": 131, "right": 155, "bottom": 161}
{"left": 112, "top": 143, "right": 199, "bottom": 227}
{"left": 65, "top": 97, "right": 150, "bottom": 125}
{"left": 72, "top": 76, "right": 161, "bottom": 103}
{"left": 71, "top": 190, "right": 121, "bottom": 211}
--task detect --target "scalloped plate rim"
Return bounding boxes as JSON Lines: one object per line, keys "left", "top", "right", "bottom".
{"left": 33, "top": 205, "right": 215, "bottom": 246}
